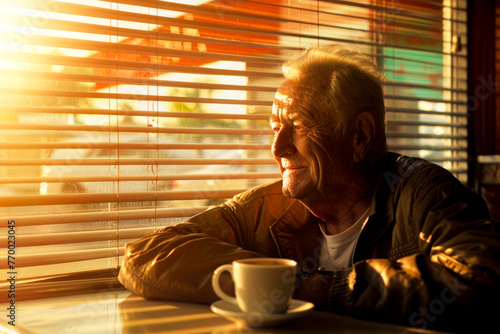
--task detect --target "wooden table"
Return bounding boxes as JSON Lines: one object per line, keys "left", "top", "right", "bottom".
{"left": 2, "top": 290, "right": 451, "bottom": 334}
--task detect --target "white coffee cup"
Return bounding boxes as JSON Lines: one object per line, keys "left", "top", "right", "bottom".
{"left": 212, "top": 258, "right": 297, "bottom": 315}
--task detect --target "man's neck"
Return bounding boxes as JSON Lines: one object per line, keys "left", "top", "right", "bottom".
{"left": 301, "top": 185, "right": 375, "bottom": 235}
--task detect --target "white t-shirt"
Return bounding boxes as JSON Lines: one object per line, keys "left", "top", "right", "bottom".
{"left": 318, "top": 206, "right": 370, "bottom": 270}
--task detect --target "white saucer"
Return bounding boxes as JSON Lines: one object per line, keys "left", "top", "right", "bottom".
{"left": 210, "top": 299, "right": 314, "bottom": 328}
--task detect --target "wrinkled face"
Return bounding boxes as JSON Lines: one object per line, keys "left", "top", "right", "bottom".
{"left": 271, "top": 91, "right": 315, "bottom": 199}
{"left": 271, "top": 79, "right": 353, "bottom": 201}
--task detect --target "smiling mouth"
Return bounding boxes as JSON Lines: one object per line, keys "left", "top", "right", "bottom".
{"left": 284, "top": 166, "right": 306, "bottom": 171}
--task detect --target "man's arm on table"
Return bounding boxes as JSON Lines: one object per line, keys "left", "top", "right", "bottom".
{"left": 119, "top": 210, "right": 264, "bottom": 303}
{"left": 118, "top": 183, "right": 287, "bottom": 303}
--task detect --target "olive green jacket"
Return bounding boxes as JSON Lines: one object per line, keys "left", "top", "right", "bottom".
{"left": 119, "top": 153, "right": 500, "bottom": 332}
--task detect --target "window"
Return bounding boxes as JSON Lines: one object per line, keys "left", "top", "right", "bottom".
{"left": 0, "top": 0, "right": 467, "bottom": 290}
{"left": 378, "top": 0, "right": 467, "bottom": 179}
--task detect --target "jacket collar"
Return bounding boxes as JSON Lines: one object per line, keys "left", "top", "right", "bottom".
{"left": 269, "top": 200, "right": 322, "bottom": 264}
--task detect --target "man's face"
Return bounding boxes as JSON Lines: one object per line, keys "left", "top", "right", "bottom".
{"left": 270, "top": 79, "right": 353, "bottom": 201}
{"left": 271, "top": 90, "right": 315, "bottom": 199}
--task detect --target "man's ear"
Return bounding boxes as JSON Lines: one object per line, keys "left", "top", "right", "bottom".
{"left": 352, "top": 112, "right": 376, "bottom": 163}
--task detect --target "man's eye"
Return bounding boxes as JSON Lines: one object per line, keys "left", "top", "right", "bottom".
{"left": 293, "top": 122, "right": 307, "bottom": 134}
{"left": 272, "top": 124, "right": 281, "bottom": 134}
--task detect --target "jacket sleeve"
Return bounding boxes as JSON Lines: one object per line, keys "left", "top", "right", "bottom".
{"left": 118, "top": 200, "right": 265, "bottom": 304}
{"left": 320, "top": 168, "right": 500, "bottom": 332}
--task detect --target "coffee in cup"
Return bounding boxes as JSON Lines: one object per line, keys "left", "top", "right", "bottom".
{"left": 212, "top": 258, "right": 297, "bottom": 315}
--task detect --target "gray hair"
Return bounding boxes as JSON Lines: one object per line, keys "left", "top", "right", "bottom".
{"left": 282, "top": 44, "right": 387, "bottom": 165}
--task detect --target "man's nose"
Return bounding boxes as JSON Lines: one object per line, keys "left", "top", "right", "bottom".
{"left": 272, "top": 128, "right": 296, "bottom": 157}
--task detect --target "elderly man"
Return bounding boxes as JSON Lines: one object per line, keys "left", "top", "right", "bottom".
{"left": 119, "top": 45, "right": 500, "bottom": 332}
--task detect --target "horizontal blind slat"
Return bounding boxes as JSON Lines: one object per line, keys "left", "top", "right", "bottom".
{"left": 1, "top": 88, "right": 272, "bottom": 106}
{"left": 1, "top": 142, "right": 272, "bottom": 150}
{"left": 0, "top": 123, "right": 274, "bottom": 135}
{"left": 0, "top": 105, "right": 272, "bottom": 121}
{"left": 3, "top": 172, "right": 281, "bottom": 184}
{"left": 386, "top": 121, "right": 467, "bottom": 128}
{"left": 0, "top": 158, "right": 277, "bottom": 166}
{"left": 387, "top": 107, "right": 468, "bottom": 117}
{"left": 3, "top": 207, "right": 208, "bottom": 227}
{"left": 0, "top": 248, "right": 124, "bottom": 269}
{"left": 1, "top": 189, "right": 249, "bottom": 207}
{"left": 387, "top": 132, "right": 467, "bottom": 140}
{"left": 388, "top": 145, "right": 467, "bottom": 151}
{"left": 17, "top": 227, "right": 157, "bottom": 247}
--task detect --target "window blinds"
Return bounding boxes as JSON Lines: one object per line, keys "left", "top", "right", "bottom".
{"left": 0, "top": 0, "right": 467, "bottom": 283}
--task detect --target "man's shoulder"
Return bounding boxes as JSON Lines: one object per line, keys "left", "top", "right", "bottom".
{"left": 382, "top": 152, "right": 463, "bottom": 194}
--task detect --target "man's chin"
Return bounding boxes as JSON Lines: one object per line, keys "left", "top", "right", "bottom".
{"left": 281, "top": 185, "right": 311, "bottom": 200}
{"left": 281, "top": 183, "right": 297, "bottom": 198}
{"left": 281, "top": 180, "right": 322, "bottom": 203}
